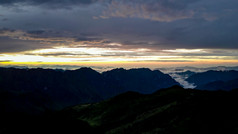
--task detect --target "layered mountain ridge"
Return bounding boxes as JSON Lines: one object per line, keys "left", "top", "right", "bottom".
{"left": 186, "top": 70, "right": 238, "bottom": 90}
{"left": 2, "top": 86, "right": 238, "bottom": 134}
{"left": 0, "top": 67, "right": 179, "bottom": 113}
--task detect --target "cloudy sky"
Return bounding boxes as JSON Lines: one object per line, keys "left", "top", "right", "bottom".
{"left": 0, "top": 0, "right": 238, "bottom": 68}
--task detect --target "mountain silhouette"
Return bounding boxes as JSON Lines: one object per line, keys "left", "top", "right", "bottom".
{"left": 186, "top": 70, "right": 238, "bottom": 90}
{"left": 0, "top": 67, "right": 179, "bottom": 114}
{"left": 0, "top": 67, "right": 103, "bottom": 113}
{"left": 1, "top": 84, "right": 238, "bottom": 133}
{"left": 197, "top": 78, "right": 238, "bottom": 91}
{"left": 102, "top": 68, "right": 179, "bottom": 97}
{"left": 40, "top": 86, "right": 238, "bottom": 134}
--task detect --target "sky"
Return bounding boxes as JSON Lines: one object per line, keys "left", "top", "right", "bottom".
{"left": 0, "top": 0, "right": 238, "bottom": 69}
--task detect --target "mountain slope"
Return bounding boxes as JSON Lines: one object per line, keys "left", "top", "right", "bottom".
{"left": 0, "top": 67, "right": 179, "bottom": 114}
{"left": 186, "top": 70, "right": 238, "bottom": 88}
{"left": 197, "top": 78, "right": 238, "bottom": 91}
{"left": 0, "top": 67, "right": 103, "bottom": 113}
{"left": 62, "top": 86, "right": 238, "bottom": 134}
{"left": 102, "top": 68, "right": 179, "bottom": 97}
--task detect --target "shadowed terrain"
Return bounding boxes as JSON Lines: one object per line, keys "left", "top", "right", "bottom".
{"left": 1, "top": 68, "right": 238, "bottom": 134}
{"left": 3, "top": 86, "right": 233, "bottom": 134}
{"left": 186, "top": 70, "right": 238, "bottom": 90}
{"left": 0, "top": 67, "right": 178, "bottom": 114}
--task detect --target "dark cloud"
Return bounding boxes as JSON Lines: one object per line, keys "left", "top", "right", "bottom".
{"left": 0, "top": 28, "right": 16, "bottom": 33}
{"left": 28, "top": 52, "right": 90, "bottom": 57}
{"left": 101, "top": 0, "right": 198, "bottom": 22}
{"left": 26, "top": 30, "right": 104, "bottom": 43}
{"left": 0, "top": 0, "right": 101, "bottom": 11}
{"left": 0, "top": 36, "right": 52, "bottom": 53}
{"left": 2, "top": 18, "right": 8, "bottom": 21}
{"left": 0, "top": 0, "right": 238, "bottom": 55}
{"left": 0, "top": 29, "right": 74, "bottom": 53}
{"left": 26, "top": 30, "right": 69, "bottom": 38}
{"left": 0, "top": 0, "right": 98, "bottom": 7}
{"left": 27, "top": 30, "right": 45, "bottom": 35}
{"left": 75, "top": 36, "right": 101, "bottom": 42}
{"left": 0, "top": 28, "right": 111, "bottom": 52}
{"left": 0, "top": 60, "right": 12, "bottom": 62}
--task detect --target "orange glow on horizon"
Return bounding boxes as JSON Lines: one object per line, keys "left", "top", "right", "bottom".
{"left": 1, "top": 60, "right": 238, "bottom": 69}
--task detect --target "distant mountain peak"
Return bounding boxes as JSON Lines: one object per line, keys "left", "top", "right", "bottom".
{"left": 187, "top": 70, "right": 238, "bottom": 90}
{"left": 75, "top": 67, "right": 95, "bottom": 71}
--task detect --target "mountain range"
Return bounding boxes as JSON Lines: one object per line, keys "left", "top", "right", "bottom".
{"left": 2, "top": 67, "right": 238, "bottom": 133}
{"left": 2, "top": 86, "right": 238, "bottom": 134}
{"left": 0, "top": 67, "right": 179, "bottom": 114}
{"left": 186, "top": 70, "right": 238, "bottom": 90}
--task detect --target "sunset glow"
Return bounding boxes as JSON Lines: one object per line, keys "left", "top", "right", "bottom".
{"left": 0, "top": 0, "right": 238, "bottom": 69}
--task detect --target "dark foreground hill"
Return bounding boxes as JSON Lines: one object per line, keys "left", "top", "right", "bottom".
{"left": 2, "top": 86, "right": 237, "bottom": 134}
{"left": 62, "top": 86, "right": 238, "bottom": 134}
{"left": 0, "top": 67, "right": 178, "bottom": 114}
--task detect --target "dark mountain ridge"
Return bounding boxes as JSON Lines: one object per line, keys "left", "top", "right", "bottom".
{"left": 61, "top": 86, "right": 238, "bottom": 134}
{"left": 197, "top": 78, "right": 238, "bottom": 91}
{"left": 186, "top": 70, "right": 238, "bottom": 90}
{"left": 0, "top": 67, "right": 179, "bottom": 114}
{"left": 2, "top": 86, "right": 238, "bottom": 134}
{"left": 102, "top": 68, "right": 178, "bottom": 97}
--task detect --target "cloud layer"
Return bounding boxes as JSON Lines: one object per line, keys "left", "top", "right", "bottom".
{"left": 0, "top": 0, "right": 238, "bottom": 64}
{"left": 101, "top": 0, "right": 196, "bottom": 22}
